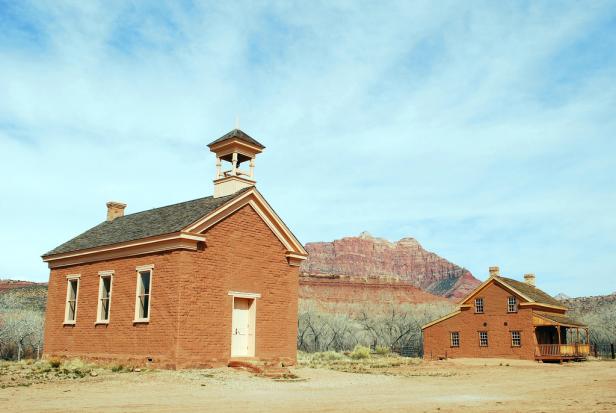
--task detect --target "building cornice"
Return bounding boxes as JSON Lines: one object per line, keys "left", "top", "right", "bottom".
{"left": 421, "top": 310, "right": 461, "bottom": 330}
{"left": 42, "top": 232, "right": 205, "bottom": 269}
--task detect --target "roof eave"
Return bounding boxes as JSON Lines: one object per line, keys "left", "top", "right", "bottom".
{"left": 207, "top": 129, "right": 265, "bottom": 150}
{"left": 519, "top": 302, "right": 568, "bottom": 311}
{"left": 42, "top": 231, "right": 206, "bottom": 269}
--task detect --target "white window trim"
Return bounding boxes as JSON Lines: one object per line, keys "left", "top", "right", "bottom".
{"left": 96, "top": 271, "right": 114, "bottom": 324}
{"left": 134, "top": 266, "right": 153, "bottom": 323}
{"left": 507, "top": 296, "right": 518, "bottom": 313}
{"left": 479, "top": 331, "right": 489, "bottom": 347}
{"left": 475, "top": 297, "right": 484, "bottom": 313}
{"left": 228, "top": 291, "right": 261, "bottom": 299}
{"left": 511, "top": 331, "right": 522, "bottom": 347}
{"left": 450, "top": 331, "right": 460, "bottom": 347}
{"left": 64, "top": 275, "right": 80, "bottom": 325}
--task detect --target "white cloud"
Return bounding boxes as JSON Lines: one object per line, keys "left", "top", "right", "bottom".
{"left": 0, "top": 1, "right": 614, "bottom": 296}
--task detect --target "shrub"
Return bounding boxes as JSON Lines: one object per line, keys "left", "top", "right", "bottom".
{"left": 49, "top": 359, "right": 61, "bottom": 369}
{"left": 59, "top": 359, "right": 92, "bottom": 377}
{"left": 111, "top": 364, "right": 124, "bottom": 373}
{"left": 375, "top": 345, "right": 390, "bottom": 355}
{"left": 350, "top": 345, "right": 370, "bottom": 360}
{"left": 33, "top": 360, "right": 52, "bottom": 373}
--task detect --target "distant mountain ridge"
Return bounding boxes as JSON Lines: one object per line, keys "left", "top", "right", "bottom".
{"left": 0, "top": 279, "right": 46, "bottom": 293}
{"left": 0, "top": 280, "right": 48, "bottom": 312}
{"left": 557, "top": 292, "right": 616, "bottom": 313}
{"left": 300, "top": 232, "right": 481, "bottom": 299}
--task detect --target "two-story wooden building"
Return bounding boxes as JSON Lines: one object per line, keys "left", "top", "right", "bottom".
{"left": 422, "top": 267, "right": 589, "bottom": 362}
{"left": 41, "top": 129, "right": 307, "bottom": 368}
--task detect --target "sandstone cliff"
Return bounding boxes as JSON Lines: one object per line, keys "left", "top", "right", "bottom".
{"left": 299, "top": 275, "right": 451, "bottom": 307}
{"left": 0, "top": 279, "right": 45, "bottom": 293}
{"left": 300, "top": 232, "right": 481, "bottom": 299}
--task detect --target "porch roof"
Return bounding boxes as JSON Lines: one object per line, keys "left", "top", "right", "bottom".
{"left": 534, "top": 311, "right": 586, "bottom": 328}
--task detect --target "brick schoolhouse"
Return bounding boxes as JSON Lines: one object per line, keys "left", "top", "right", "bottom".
{"left": 41, "top": 129, "right": 307, "bottom": 368}
{"left": 422, "top": 267, "right": 590, "bottom": 362}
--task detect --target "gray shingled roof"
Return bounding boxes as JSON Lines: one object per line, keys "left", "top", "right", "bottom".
{"left": 497, "top": 276, "right": 565, "bottom": 308}
{"left": 207, "top": 129, "right": 265, "bottom": 149}
{"left": 43, "top": 188, "right": 250, "bottom": 257}
{"left": 534, "top": 311, "right": 586, "bottom": 327}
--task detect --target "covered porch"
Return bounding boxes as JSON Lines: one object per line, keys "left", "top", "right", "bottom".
{"left": 533, "top": 312, "right": 589, "bottom": 361}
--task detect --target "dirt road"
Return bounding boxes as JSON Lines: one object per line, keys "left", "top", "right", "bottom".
{"left": 2, "top": 359, "right": 615, "bottom": 412}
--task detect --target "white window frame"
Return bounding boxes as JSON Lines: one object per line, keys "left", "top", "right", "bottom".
{"left": 450, "top": 331, "right": 460, "bottom": 347}
{"left": 507, "top": 296, "right": 517, "bottom": 313}
{"left": 96, "top": 270, "right": 114, "bottom": 324}
{"left": 479, "top": 331, "right": 488, "bottom": 347}
{"left": 134, "top": 265, "right": 154, "bottom": 323}
{"left": 511, "top": 331, "right": 521, "bottom": 347}
{"left": 475, "top": 297, "right": 484, "bottom": 313}
{"left": 64, "top": 275, "right": 80, "bottom": 325}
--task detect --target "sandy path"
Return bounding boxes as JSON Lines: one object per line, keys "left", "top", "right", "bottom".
{"left": 2, "top": 359, "right": 615, "bottom": 412}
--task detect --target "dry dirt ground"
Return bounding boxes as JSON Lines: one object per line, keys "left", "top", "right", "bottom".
{"left": 1, "top": 358, "right": 615, "bottom": 412}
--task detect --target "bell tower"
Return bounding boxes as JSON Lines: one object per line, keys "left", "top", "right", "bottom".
{"left": 207, "top": 129, "right": 265, "bottom": 198}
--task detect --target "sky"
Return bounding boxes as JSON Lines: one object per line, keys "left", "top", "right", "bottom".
{"left": 0, "top": 1, "right": 615, "bottom": 297}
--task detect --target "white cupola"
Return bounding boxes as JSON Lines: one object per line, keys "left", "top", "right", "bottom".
{"left": 207, "top": 129, "right": 265, "bottom": 198}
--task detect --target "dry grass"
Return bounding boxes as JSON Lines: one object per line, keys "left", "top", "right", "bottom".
{"left": 0, "top": 358, "right": 149, "bottom": 388}
{"left": 297, "top": 351, "right": 429, "bottom": 374}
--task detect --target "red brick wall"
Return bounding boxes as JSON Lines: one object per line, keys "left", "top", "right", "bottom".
{"left": 423, "top": 282, "right": 536, "bottom": 360}
{"left": 43, "top": 204, "right": 299, "bottom": 368}
{"left": 175, "top": 205, "right": 298, "bottom": 367}
{"left": 44, "top": 251, "right": 184, "bottom": 367}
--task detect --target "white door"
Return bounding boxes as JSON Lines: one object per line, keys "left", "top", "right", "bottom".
{"left": 231, "top": 298, "right": 252, "bottom": 357}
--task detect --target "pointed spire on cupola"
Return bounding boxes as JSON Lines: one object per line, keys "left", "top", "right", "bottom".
{"left": 207, "top": 129, "right": 265, "bottom": 198}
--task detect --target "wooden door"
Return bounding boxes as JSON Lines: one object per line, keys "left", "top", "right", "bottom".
{"left": 231, "top": 298, "right": 251, "bottom": 357}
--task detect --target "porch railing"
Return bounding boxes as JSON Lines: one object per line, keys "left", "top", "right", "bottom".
{"left": 536, "top": 344, "right": 590, "bottom": 357}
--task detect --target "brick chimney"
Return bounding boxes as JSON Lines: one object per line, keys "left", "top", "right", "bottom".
{"left": 524, "top": 273, "right": 536, "bottom": 287}
{"left": 489, "top": 266, "right": 500, "bottom": 277}
{"left": 106, "top": 201, "right": 126, "bottom": 222}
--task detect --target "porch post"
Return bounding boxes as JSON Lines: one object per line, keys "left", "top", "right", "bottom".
{"left": 557, "top": 325, "right": 562, "bottom": 362}
{"left": 533, "top": 326, "right": 537, "bottom": 357}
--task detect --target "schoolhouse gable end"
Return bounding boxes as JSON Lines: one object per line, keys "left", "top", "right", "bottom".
{"left": 41, "top": 129, "right": 307, "bottom": 368}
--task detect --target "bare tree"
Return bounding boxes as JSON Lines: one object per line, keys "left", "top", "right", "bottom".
{"left": 0, "top": 309, "right": 44, "bottom": 361}
{"left": 297, "top": 299, "right": 455, "bottom": 354}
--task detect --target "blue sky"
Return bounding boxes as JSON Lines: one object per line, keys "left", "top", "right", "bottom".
{"left": 1, "top": 1, "right": 615, "bottom": 296}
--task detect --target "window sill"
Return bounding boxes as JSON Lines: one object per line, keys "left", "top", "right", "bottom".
{"left": 95, "top": 321, "right": 109, "bottom": 325}
{"left": 63, "top": 321, "right": 76, "bottom": 326}
{"left": 133, "top": 319, "right": 150, "bottom": 324}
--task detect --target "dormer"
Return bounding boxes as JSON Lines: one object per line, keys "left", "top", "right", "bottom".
{"left": 207, "top": 129, "right": 265, "bottom": 198}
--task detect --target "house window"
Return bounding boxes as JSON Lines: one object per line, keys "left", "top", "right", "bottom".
{"left": 64, "top": 276, "right": 80, "bottom": 323}
{"left": 508, "top": 296, "right": 517, "bottom": 313}
{"left": 97, "top": 272, "right": 113, "bottom": 323}
{"left": 479, "top": 331, "right": 488, "bottom": 347}
{"left": 450, "top": 332, "right": 460, "bottom": 347}
{"left": 134, "top": 267, "right": 153, "bottom": 321}
{"left": 475, "top": 298, "right": 484, "bottom": 313}
{"left": 511, "top": 331, "right": 521, "bottom": 347}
